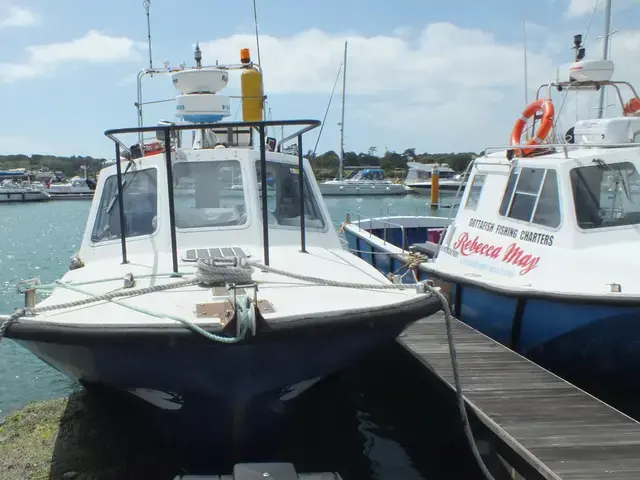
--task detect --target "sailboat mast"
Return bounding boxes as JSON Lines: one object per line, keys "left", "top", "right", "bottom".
{"left": 598, "top": 0, "right": 612, "bottom": 119}
{"left": 339, "top": 40, "right": 347, "bottom": 181}
{"left": 523, "top": 20, "right": 529, "bottom": 107}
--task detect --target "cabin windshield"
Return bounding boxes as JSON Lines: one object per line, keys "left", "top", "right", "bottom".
{"left": 91, "top": 167, "right": 158, "bottom": 242}
{"left": 570, "top": 160, "right": 640, "bottom": 230}
{"left": 255, "top": 160, "right": 325, "bottom": 229}
{"left": 173, "top": 160, "right": 247, "bottom": 228}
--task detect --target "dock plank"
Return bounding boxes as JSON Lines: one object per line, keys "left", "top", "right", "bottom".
{"left": 399, "top": 313, "right": 640, "bottom": 480}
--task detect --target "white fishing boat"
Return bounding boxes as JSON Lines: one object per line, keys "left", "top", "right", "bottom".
{"left": 342, "top": 32, "right": 640, "bottom": 399}
{"left": 48, "top": 175, "right": 96, "bottom": 200}
{"left": 0, "top": 44, "right": 442, "bottom": 450}
{"left": 404, "top": 162, "right": 466, "bottom": 194}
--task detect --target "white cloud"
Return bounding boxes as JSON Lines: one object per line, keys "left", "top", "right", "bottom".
{"left": 0, "top": 30, "right": 143, "bottom": 82}
{"left": 567, "top": 0, "right": 640, "bottom": 17}
{"left": 197, "top": 21, "right": 640, "bottom": 152}
{"left": 0, "top": 6, "right": 39, "bottom": 29}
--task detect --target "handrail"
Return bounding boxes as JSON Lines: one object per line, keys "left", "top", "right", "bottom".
{"left": 105, "top": 119, "right": 320, "bottom": 137}
{"left": 343, "top": 211, "right": 408, "bottom": 252}
{"left": 483, "top": 141, "right": 640, "bottom": 159}
{"left": 104, "top": 119, "right": 321, "bottom": 270}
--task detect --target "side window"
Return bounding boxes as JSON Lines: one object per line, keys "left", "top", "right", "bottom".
{"left": 91, "top": 168, "right": 158, "bottom": 242}
{"left": 499, "top": 167, "right": 561, "bottom": 228}
{"left": 532, "top": 170, "right": 561, "bottom": 228}
{"left": 464, "top": 173, "right": 486, "bottom": 210}
{"left": 256, "top": 161, "right": 325, "bottom": 229}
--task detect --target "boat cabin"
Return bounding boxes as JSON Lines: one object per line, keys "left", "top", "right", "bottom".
{"left": 432, "top": 59, "right": 640, "bottom": 294}
{"left": 76, "top": 47, "right": 337, "bottom": 272}
{"left": 343, "top": 168, "right": 388, "bottom": 182}
{"left": 405, "top": 162, "right": 458, "bottom": 183}
{"left": 79, "top": 122, "right": 336, "bottom": 271}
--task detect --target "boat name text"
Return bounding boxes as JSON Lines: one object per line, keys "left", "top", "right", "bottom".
{"left": 453, "top": 232, "right": 540, "bottom": 275}
{"left": 468, "top": 217, "right": 554, "bottom": 247}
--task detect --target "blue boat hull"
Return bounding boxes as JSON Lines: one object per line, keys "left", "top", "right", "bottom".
{"left": 344, "top": 226, "right": 640, "bottom": 399}
{"left": 8, "top": 299, "right": 439, "bottom": 452}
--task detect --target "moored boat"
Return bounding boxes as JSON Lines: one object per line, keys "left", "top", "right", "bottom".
{"left": 0, "top": 171, "right": 51, "bottom": 203}
{"left": 403, "top": 162, "right": 466, "bottom": 194}
{"left": 319, "top": 167, "right": 407, "bottom": 196}
{"left": 342, "top": 35, "right": 640, "bottom": 399}
{"left": 0, "top": 44, "right": 443, "bottom": 450}
{"left": 47, "top": 176, "right": 96, "bottom": 200}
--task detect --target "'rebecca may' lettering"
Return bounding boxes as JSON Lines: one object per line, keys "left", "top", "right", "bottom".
{"left": 453, "top": 232, "right": 540, "bottom": 275}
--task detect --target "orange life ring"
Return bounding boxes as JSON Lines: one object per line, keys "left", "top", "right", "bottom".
{"left": 510, "top": 98, "right": 555, "bottom": 157}
{"left": 624, "top": 97, "right": 640, "bottom": 116}
{"left": 143, "top": 141, "right": 164, "bottom": 157}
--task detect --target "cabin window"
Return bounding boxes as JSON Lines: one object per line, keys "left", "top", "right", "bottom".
{"left": 255, "top": 161, "right": 325, "bottom": 229}
{"left": 91, "top": 168, "right": 158, "bottom": 243}
{"left": 464, "top": 173, "right": 486, "bottom": 210}
{"left": 570, "top": 160, "right": 640, "bottom": 229}
{"left": 499, "top": 167, "right": 561, "bottom": 228}
{"left": 173, "top": 161, "right": 247, "bottom": 229}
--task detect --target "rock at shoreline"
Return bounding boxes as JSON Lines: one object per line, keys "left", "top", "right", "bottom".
{"left": 0, "top": 390, "right": 177, "bottom": 480}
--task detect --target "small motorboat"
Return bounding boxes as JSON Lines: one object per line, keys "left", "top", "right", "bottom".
{"left": 0, "top": 44, "right": 442, "bottom": 450}
{"left": 48, "top": 175, "right": 96, "bottom": 200}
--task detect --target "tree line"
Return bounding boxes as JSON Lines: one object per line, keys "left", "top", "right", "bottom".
{"left": 305, "top": 147, "right": 478, "bottom": 180}
{"left": 0, "top": 154, "right": 107, "bottom": 178}
{"left": 0, "top": 147, "right": 478, "bottom": 180}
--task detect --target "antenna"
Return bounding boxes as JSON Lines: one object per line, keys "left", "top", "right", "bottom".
{"left": 338, "top": 40, "right": 347, "bottom": 182}
{"left": 523, "top": 20, "right": 529, "bottom": 107}
{"left": 597, "top": 0, "right": 616, "bottom": 118}
{"left": 143, "top": 0, "right": 153, "bottom": 70}
{"left": 251, "top": 0, "right": 266, "bottom": 122}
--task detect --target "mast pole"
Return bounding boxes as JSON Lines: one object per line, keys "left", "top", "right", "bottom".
{"left": 598, "top": 0, "right": 612, "bottom": 119}
{"left": 338, "top": 40, "right": 347, "bottom": 181}
{"left": 523, "top": 20, "right": 529, "bottom": 107}
{"left": 143, "top": 0, "right": 153, "bottom": 70}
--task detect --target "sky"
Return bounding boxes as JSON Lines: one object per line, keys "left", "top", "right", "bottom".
{"left": 0, "top": 0, "right": 639, "bottom": 159}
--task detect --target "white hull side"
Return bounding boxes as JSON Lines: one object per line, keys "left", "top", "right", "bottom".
{"left": 0, "top": 190, "right": 50, "bottom": 202}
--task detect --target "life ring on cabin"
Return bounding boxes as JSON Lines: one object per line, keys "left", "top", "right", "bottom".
{"left": 143, "top": 141, "right": 164, "bottom": 157}
{"left": 510, "top": 98, "right": 555, "bottom": 157}
{"left": 623, "top": 97, "right": 640, "bottom": 116}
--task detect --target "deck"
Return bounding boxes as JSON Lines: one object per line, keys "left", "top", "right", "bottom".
{"left": 398, "top": 313, "right": 640, "bottom": 480}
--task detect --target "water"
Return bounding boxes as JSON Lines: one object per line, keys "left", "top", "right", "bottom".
{"left": 0, "top": 195, "right": 485, "bottom": 479}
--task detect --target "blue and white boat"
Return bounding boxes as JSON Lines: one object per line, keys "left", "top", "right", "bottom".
{"left": 319, "top": 167, "right": 407, "bottom": 196}
{"left": 343, "top": 43, "right": 640, "bottom": 396}
{"left": 0, "top": 44, "right": 441, "bottom": 452}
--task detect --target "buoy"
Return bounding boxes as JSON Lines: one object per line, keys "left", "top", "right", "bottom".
{"left": 430, "top": 166, "right": 440, "bottom": 208}
{"left": 240, "top": 48, "right": 264, "bottom": 122}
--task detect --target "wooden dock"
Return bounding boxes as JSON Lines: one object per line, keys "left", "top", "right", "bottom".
{"left": 398, "top": 313, "right": 640, "bottom": 480}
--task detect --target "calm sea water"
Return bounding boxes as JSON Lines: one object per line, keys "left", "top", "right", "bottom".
{"left": 0, "top": 194, "right": 488, "bottom": 479}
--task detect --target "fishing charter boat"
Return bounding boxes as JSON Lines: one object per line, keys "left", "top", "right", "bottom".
{"left": 342, "top": 35, "right": 640, "bottom": 397}
{"left": 0, "top": 44, "right": 442, "bottom": 449}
